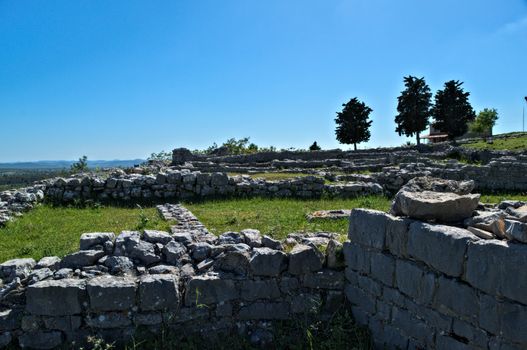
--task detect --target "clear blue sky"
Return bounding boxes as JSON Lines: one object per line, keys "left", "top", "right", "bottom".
{"left": 1, "top": 0, "right": 526, "bottom": 161}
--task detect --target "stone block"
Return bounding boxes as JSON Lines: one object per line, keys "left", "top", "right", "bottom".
{"left": 85, "top": 312, "right": 132, "bottom": 329}
{"left": 134, "top": 312, "right": 163, "bottom": 326}
{"left": 249, "top": 248, "right": 287, "bottom": 276}
{"left": 0, "top": 309, "right": 22, "bottom": 331}
{"left": 344, "top": 285, "right": 375, "bottom": 314}
{"left": 139, "top": 274, "right": 180, "bottom": 311}
{"left": 18, "top": 331, "right": 62, "bottom": 349}
{"left": 185, "top": 274, "right": 238, "bottom": 306}
{"left": 26, "top": 279, "right": 86, "bottom": 316}
{"left": 348, "top": 209, "right": 387, "bottom": 249}
{"left": 357, "top": 275, "right": 382, "bottom": 297}
{"left": 433, "top": 276, "right": 478, "bottom": 323}
{"left": 302, "top": 269, "right": 344, "bottom": 290}
{"left": 500, "top": 301, "right": 527, "bottom": 344}
{"left": 391, "top": 307, "right": 434, "bottom": 347}
{"left": 370, "top": 252, "right": 395, "bottom": 286}
{"left": 42, "top": 316, "right": 81, "bottom": 332}
{"left": 79, "top": 232, "right": 115, "bottom": 250}
{"left": 290, "top": 293, "right": 322, "bottom": 314}
{"left": 60, "top": 250, "right": 105, "bottom": 269}
{"left": 0, "top": 258, "right": 35, "bottom": 282}
{"left": 87, "top": 276, "right": 136, "bottom": 312}
{"left": 395, "top": 260, "right": 435, "bottom": 305}
{"left": 238, "top": 302, "right": 289, "bottom": 320}
{"left": 343, "top": 242, "right": 370, "bottom": 274}
{"left": 143, "top": 230, "right": 173, "bottom": 245}
{"left": 465, "top": 239, "right": 527, "bottom": 305}
{"left": 408, "top": 222, "right": 476, "bottom": 277}
{"left": 240, "top": 279, "right": 281, "bottom": 301}
{"left": 386, "top": 216, "right": 411, "bottom": 258}
{"left": 452, "top": 318, "right": 488, "bottom": 348}
{"left": 288, "top": 244, "right": 324, "bottom": 275}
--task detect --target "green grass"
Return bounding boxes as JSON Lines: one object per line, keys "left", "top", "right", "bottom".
{"left": 185, "top": 196, "right": 391, "bottom": 240}
{"left": 462, "top": 134, "right": 527, "bottom": 151}
{"left": 0, "top": 205, "right": 171, "bottom": 262}
{"left": 480, "top": 193, "right": 527, "bottom": 204}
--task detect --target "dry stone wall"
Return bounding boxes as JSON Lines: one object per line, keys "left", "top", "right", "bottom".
{"left": 344, "top": 208, "right": 527, "bottom": 350}
{"left": 0, "top": 204, "right": 347, "bottom": 349}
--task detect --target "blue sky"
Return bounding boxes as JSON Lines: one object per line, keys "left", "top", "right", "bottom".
{"left": 1, "top": 0, "right": 526, "bottom": 161}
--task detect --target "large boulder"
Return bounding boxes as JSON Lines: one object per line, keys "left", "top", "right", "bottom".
{"left": 400, "top": 176, "right": 475, "bottom": 195}
{"left": 391, "top": 190, "right": 480, "bottom": 223}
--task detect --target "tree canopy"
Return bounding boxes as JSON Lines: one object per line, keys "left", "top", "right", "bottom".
{"left": 309, "top": 141, "right": 321, "bottom": 151}
{"left": 394, "top": 76, "right": 432, "bottom": 145}
{"left": 431, "top": 80, "right": 476, "bottom": 140}
{"left": 470, "top": 108, "right": 498, "bottom": 138}
{"left": 335, "top": 97, "right": 373, "bottom": 150}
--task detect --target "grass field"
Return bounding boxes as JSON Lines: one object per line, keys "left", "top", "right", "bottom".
{"left": 185, "top": 196, "right": 391, "bottom": 239}
{"left": 2, "top": 191, "right": 527, "bottom": 262}
{"left": 0, "top": 205, "right": 171, "bottom": 262}
{"left": 462, "top": 134, "right": 527, "bottom": 151}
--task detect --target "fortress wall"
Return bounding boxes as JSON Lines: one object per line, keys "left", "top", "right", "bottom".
{"left": 344, "top": 208, "right": 527, "bottom": 350}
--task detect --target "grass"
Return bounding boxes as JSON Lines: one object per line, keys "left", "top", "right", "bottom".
{"left": 185, "top": 196, "right": 391, "bottom": 240}
{"left": 462, "top": 134, "right": 527, "bottom": 151}
{"left": 0, "top": 205, "right": 171, "bottom": 262}
{"left": 480, "top": 193, "right": 527, "bottom": 204}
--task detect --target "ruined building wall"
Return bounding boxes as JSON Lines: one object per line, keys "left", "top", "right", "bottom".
{"left": 344, "top": 209, "right": 527, "bottom": 350}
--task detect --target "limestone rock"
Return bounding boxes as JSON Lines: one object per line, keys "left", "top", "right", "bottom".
{"left": 79, "top": 232, "right": 115, "bottom": 250}
{"left": 26, "top": 279, "right": 86, "bottom": 316}
{"left": 288, "top": 244, "right": 324, "bottom": 275}
{"left": 139, "top": 274, "right": 180, "bottom": 311}
{"left": 249, "top": 247, "right": 287, "bottom": 276}
{"left": 391, "top": 190, "right": 480, "bottom": 223}
{"left": 143, "top": 230, "right": 174, "bottom": 245}
{"left": 60, "top": 250, "right": 105, "bottom": 269}
{"left": 87, "top": 276, "right": 136, "bottom": 312}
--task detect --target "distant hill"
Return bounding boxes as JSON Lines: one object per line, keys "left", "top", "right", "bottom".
{"left": 0, "top": 159, "right": 145, "bottom": 170}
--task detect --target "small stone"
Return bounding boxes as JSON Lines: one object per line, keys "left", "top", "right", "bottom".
{"left": 35, "top": 257, "right": 61, "bottom": 270}
{"left": 79, "top": 232, "right": 115, "bottom": 250}
{"left": 261, "top": 235, "right": 283, "bottom": 250}
{"left": 163, "top": 241, "right": 188, "bottom": 264}
{"left": 100, "top": 256, "right": 134, "bottom": 275}
{"left": 467, "top": 226, "right": 494, "bottom": 240}
{"left": 143, "top": 230, "right": 174, "bottom": 245}
{"left": 61, "top": 250, "right": 105, "bottom": 269}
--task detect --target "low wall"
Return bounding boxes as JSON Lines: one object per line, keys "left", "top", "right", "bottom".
{"left": 0, "top": 205, "right": 346, "bottom": 349}
{"left": 344, "top": 208, "right": 527, "bottom": 350}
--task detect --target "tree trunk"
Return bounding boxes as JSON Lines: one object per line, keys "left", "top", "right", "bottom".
{"left": 416, "top": 133, "right": 421, "bottom": 146}
{"left": 354, "top": 143, "right": 357, "bottom": 151}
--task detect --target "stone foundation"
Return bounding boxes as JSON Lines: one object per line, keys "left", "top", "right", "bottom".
{"left": 344, "top": 208, "right": 527, "bottom": 350}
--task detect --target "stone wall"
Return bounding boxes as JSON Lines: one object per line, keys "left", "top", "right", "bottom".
{"left": 0, "top": 204, "right": 346, "bottom": 349}
{"left": 344, "top": 208, "right": 527, "bottom": 350}
{"left": 42, "top": 171, "right": 382, "bottom": 203}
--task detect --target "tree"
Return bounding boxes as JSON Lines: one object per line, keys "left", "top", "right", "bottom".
{"left": 431, "top": 80, "right": 476, "bottom": 140}
{"left": 394, "top": 76, "right": 432, "bottom": 145}
{"left": 470, "top": 108, "right": 498, "bottom": 141}
{"left": 309, "top": 141, "right": 321, "bottom": 151}
{"left": 71, "top": 155, "right": 88, "bottom": 173}
{"left": 335, "top": 97, "right": 373, "bottom": 150}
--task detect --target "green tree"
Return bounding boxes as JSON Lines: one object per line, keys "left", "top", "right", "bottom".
{"left": 394, "top": 76, "right": 432, "bottom": 145}
{"left": 70, "top": 155, "right": 88, "bottom": 173}
{"left": 431, "top": 80, "right": 476, "bottom": 140}
{"left": 470, "top": 108, "right": 498, "bottom": 140}
{"left": 309, "top": 141, "right": 321, "bottom": 151}
{"left": 335, "top": 98, "right": 373, "bottom": 151}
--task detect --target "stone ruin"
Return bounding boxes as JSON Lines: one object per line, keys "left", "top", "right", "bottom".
{"left": 1, "top": 145, "right": 527, "bottom": 348}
